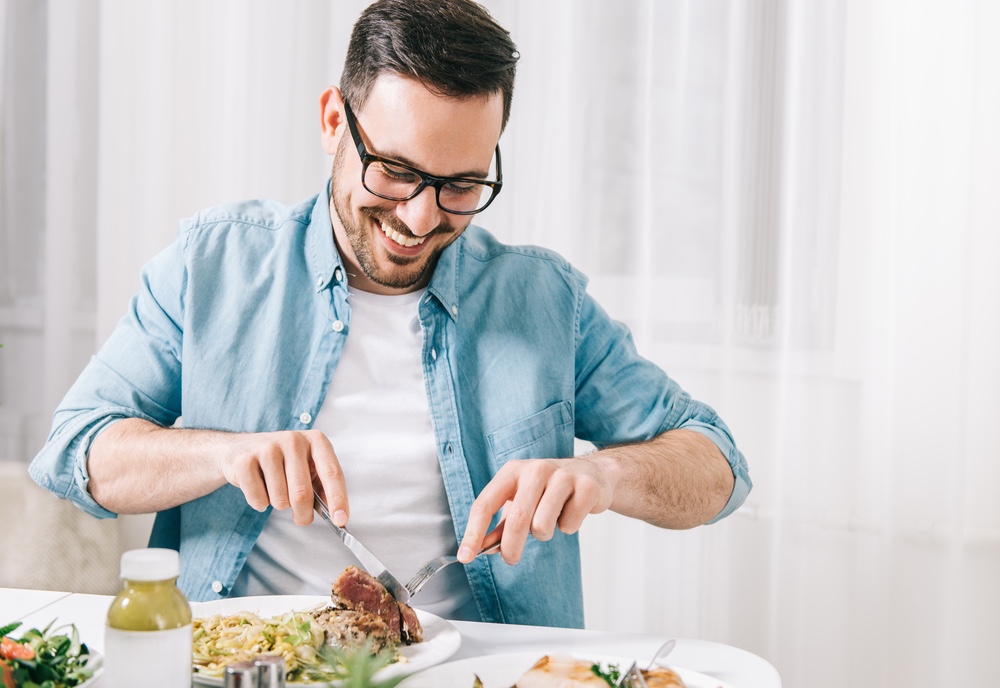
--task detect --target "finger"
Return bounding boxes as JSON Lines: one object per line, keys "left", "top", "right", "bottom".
{"left": 283, "top": 433, "right": 317, "bottom": 526}
{"left": 556, "top": 479, "right": 603, "bottom": 534}
{"left": 480, "top": 517, "right": 506, "bottom": 554}
{"left": 308, "top": 431, "right": 349, "bottom": 526}
{"left": 237, "top": 459, "right": 271, "bottom": 512}
{"left": 458, "top": 470, "right": 520, "bottom": 563}
{"left": 256, "top": 443, "right": 291, "bottom": 511}
{"left": 529, "top": 471, "right": 575, "bottom": 541}
{"left": 499, "top": 469, "right": 548, "bottom": 564}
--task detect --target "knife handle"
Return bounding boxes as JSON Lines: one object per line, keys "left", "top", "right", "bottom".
{"left": 313, "top": 491, "right": 348, "bottom": 541}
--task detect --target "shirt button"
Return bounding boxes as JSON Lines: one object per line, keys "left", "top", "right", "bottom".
{"left": 316, "top": 277, "right": 324, "bottom": 288}
{"left": 451, "top": 305, "right": 458, "bottom": 315}
{"left": 332, "top": 320, "right": 345, "bottom": 332}
{"left": 335, "top": 268, "right": 343, "bottom": 281}
{"left": 299, "top": 412, "right": 312, "bottom": 425}
{"left": 431, "top": 348, "right": 437, "bottom": 361}
{"left": 211, "top": 580, "right": 223, "bottom": 593}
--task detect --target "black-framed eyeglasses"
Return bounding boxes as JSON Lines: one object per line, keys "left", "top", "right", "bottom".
{"left": 343, "top": 100, "right": 502, "bottom": 215}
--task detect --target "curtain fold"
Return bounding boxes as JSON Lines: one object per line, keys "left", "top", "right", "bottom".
{"left": 1, "top": 1, "right": 998, "bottom": 685}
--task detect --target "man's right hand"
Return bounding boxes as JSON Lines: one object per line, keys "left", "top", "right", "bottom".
{"left": 219, "top": 429, "right": 348, "bottom": 526}
{"left": 87, "top": 419, "right": 350, "bottom": 525}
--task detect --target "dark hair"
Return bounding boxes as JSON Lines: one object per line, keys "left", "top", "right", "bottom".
{"left": 341, "top": 0, "right": 519, "bottom": 130}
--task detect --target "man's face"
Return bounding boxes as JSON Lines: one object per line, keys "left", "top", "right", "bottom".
{"left": 327, "top": 75, "right": 504, "bottom": 295}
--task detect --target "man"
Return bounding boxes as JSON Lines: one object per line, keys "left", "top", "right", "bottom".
{"left": 30, "top": 0, "right": 750, "bottom": 627}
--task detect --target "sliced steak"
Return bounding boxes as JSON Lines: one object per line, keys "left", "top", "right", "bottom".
{"left": 398, "top": 601, "right": 423, "bottom": 644}
{"left": 331, "top": 566, "right": 423, "bottom": 645}
{"left": 333, "top": 566, "right": 401, "bottom": 642}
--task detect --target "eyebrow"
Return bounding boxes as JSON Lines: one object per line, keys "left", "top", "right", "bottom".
{"left": 369, "top": 145, "right": 493, "bottom": 180}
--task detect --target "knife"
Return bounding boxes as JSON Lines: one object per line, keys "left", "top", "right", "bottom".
{"left": 313, "top": 490, "right": 411, "bottom": 604}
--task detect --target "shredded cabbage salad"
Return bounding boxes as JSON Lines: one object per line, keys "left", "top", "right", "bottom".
{"left": 192, "top": 610, "right": 398, "bottom": 683}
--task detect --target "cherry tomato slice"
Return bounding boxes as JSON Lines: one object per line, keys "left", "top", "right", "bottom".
{"left": 0, "top": 635, "right": 35, "bottom": 661}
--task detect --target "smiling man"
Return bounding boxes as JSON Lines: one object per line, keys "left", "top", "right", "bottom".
{"left": 30, "top": 0, "right": 750, "bottom": 627}
{"left": 324, "top": 74, "right": 502, "bottom": 294}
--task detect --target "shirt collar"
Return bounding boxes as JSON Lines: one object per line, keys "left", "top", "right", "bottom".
{"left": 427, "top": 230, "right": 463, "bottom": 321}
{"left": 307, "top": 179, "right": 347, "bottom": 292}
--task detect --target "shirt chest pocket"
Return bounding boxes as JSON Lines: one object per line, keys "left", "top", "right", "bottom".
{"left": 486, "top": 401, "right": 574, "bottom": 468}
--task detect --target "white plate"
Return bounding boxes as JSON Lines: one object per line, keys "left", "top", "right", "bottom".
{"left": 189, "top": 595, "right": 461, "bottom": 686}
{"left": 396, "top": 651, "right": 737, "bottom": 688}
{"left": 75, "top": 650, "right": 103, "bottom": 688}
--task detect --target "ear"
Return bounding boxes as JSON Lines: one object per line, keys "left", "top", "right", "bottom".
{"left": 319, "top": 86, "right": 346, "bottom": 156}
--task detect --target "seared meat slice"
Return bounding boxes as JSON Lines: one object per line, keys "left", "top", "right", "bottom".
{"left": 309, "top": 607, "right": 395, "bottom": 655}
{"left": 398, "top": 601, "right": 423, "bottom": 644}
{"left": 331, "top": 566, "right": 423, "bottom": 644}
{"left": 332, "top": 566, "right": 401, "bottom": 642}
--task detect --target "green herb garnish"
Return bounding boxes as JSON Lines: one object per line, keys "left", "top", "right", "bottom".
{"left": 315, "top": 640, "right": 409, "bottom": 688}
{"left": 590, "top": 661, "right": 622, "bottom": 686}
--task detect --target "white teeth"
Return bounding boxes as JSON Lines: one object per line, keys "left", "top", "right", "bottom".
{"left": 381, "top": 222, "right": 425, "bottom": 248}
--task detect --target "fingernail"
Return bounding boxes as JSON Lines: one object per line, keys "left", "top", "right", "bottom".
{"left": 457, "top": 545, "right": 473, "bottom": 562}
{"left": 333, "top": 509, "right": 348, "bottom": 526}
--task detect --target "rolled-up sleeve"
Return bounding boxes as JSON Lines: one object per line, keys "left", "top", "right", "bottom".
{"left": 29, "top": 230, "right": 189, "bottom": 518}
{"left": 573, "top": 285, "right": 751, "bottom": 522}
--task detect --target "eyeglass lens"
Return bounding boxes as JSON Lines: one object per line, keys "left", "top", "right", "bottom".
{"left": 363, "top": 160, "right": 495, "bottom": 214}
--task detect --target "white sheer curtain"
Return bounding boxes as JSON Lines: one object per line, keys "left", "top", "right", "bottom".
{"left": 2, "top": 0, "right": 999, "bottom": 685}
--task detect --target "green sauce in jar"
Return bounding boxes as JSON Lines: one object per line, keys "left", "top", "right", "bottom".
{"left": 107, "top": 576, "right": 192, "bottom": 631}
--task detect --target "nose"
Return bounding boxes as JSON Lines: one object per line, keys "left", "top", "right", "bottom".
{"left": 394, "top": 185, "right": 444, "bottom": 237}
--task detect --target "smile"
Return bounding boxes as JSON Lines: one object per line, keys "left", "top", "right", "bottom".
{"left": 380, "top": 221, "right": 426, "bottom": 248}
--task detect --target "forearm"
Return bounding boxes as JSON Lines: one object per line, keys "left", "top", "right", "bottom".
{"left": 589, "top": 428, "right": 735, "bottom": 529}
{"left": 87, "top": 418, "right": 229, "bottom": 514}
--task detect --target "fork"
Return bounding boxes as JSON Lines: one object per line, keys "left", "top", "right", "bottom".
{"left": 615, "top": 639, "right": 677, "bottom": 688}
{"left": 404, "top": 520, "right": 506, "bottom": 598}
{"left": 616, "top": 661, "right": 649, "bottom": 688}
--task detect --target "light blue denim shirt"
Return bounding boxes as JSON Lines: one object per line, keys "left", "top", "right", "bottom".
{"left": 30, "top": 183, "right": 750, "bottom": 628}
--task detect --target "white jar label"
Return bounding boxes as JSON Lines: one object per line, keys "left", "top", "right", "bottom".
{"left": 104, "top": 624, "right": 193, "bottom": 688}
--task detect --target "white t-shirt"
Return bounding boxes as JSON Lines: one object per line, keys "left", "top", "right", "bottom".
{"left": 232, "top": 287, "right": 479, "bottom": 620}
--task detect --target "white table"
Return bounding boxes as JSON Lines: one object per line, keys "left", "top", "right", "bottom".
{"left": 0, "top": 588, "right": 72, "bottom": 623}
{"left": 2, "top": 588, "right": 780, "bottom": 687}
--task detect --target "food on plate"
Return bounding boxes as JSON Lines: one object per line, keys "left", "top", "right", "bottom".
{"left": 331, "top": 566, "right": 423, "bottom": 644}
{"left": 192, "top": 566, "right": 423, "bottom": 682}
{"left": 512, "top": 654, "right": 687, "bottom": 688}
{"left": 193, "top": 607, "right": 334, "bottom": 682}
{"left": 0, "top": 620, "right": 96, "bottom": 688}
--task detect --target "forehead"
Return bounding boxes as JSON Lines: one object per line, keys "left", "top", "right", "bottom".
{"left": 352, "top": 74, "right": 503, "bottom": 177}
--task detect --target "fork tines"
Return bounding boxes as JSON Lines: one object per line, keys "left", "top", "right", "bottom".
{"left": 616, "top": 661, "right": 649, "bottom": 688}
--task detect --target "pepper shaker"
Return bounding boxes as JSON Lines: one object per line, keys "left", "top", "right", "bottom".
{"left": 224, "top": 661, "right": 260, "bottom": 688}
{"left": 255, "top": 654, "right": 286, "bottom": 688}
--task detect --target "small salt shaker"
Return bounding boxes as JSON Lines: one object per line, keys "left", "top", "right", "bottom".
{"left": 224, "top": 661, "right": 260, "bottom": 688}
{"left": 255, "top": 654, "right": 287, "bottom": 688}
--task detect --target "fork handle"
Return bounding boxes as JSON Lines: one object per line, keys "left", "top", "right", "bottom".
{"left": 478, "top": 518, "right": 506, "bottom": 556}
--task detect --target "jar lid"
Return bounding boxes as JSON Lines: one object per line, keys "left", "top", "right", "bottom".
{"left": 119, "top": 548, "right": 180, "bottom": 581}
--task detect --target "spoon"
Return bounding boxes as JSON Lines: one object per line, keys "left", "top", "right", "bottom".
{"left": 645, "top": 638, "right": 677, "bottom": 669}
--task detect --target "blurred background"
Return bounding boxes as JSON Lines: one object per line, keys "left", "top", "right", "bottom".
{"left": 2, "top": 0, "right": 999, "bottom": 686}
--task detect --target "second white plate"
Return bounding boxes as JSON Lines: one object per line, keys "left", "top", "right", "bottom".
{"left": 396, "top": 651, "right": 737, "bottom": 688}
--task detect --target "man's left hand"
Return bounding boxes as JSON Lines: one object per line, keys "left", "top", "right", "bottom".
{"left": 456, "top": 457, "right": 617, "bottom": 564}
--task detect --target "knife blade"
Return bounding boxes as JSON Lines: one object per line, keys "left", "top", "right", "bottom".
{"left": 313, "top": 491, "right": 411, "bottom": 604}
